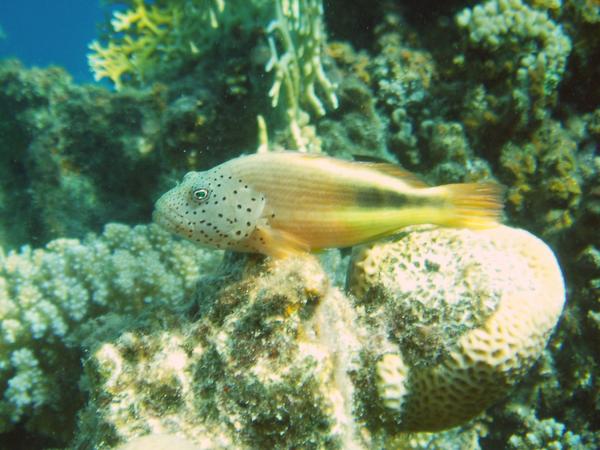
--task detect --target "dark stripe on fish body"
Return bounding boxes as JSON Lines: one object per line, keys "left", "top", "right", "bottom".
{"left": 354, "top": 187, "right": 430, "bottom": 208}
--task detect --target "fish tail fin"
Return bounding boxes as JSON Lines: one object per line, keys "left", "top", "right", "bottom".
{"left": 440, "top": 182, "right": 505, "bottom": 229}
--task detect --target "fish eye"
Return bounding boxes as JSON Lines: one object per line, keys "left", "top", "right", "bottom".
{"left": 191, "top": 188, "right": 210, "bottom": 203}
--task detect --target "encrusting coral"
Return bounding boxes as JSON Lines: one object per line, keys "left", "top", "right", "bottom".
{"left": 72, "top": 224, "right": 565, "bottom": 448}
{"left": 498, "top": 118, "right": 591, "bottom": 238}
{"left": 369, "top": 12, "right": 437, "bottom": 167}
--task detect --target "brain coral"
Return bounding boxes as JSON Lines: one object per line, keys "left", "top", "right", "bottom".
{"left": 347, "top": 224, "right": 565, "bottom": 431}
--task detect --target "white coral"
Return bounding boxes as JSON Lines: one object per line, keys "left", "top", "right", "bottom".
{"left": 0, "top": 224, "right": 218, "bottom": 434}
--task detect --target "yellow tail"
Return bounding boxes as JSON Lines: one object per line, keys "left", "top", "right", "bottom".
{"left": 441, "top": 182, "right": 505, "bottom": 229}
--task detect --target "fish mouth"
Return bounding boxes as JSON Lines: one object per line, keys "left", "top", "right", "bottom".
{"left": 152, "top": 209, "right": 184, "bottom": 231}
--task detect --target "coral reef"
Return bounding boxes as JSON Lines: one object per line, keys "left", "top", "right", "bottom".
{"left": 317, "top": 69, "right": 391, "bottom": 162}
{"left": 75, "top": 255, "right": 359, "bottom": 449}
{"left": 0, "top": 224, "right": 217, "bottom": 439}
{"left": 419, "top": 120, "right": 496, "bottom": 184}
{"left": 498, "top": 117, "right": 597, "bottom": 239}
{"left": 71, "top": 225, "right": 564, "bottom": 448}
{"left": 456, "top": 0, "right": 571, "bottom": 126}
{"left": 503, "top": 403, "right": 587, "bottom": 449}
{"left": 560, "top": 0, "right": 600, "bottom": 109}
{"left": 369, "top": 12, "right": 437, "bottom": 168}
{"left": 2, "top": 0, "right": 600, "bottom": 448}
{"left": 0, "top": 61, "right": 104, "bottom": 250}
{"left": 0, "top": 56, "right": 266, "bottom": 250}
{"left": 88, "top": 0, "right": 262, "bottom": 89}
{"left": 89, "top": 0, "right": 338, "bottom": 154}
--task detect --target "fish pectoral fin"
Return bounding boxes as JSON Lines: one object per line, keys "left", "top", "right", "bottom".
{"left": 253, "top": 225, "right": 310, "bottom": 258}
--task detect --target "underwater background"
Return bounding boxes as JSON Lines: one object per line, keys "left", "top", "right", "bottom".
{"left": 0, "top": 0, "right": 599, "bottom": 449}
{"left": 0, "top": 1, "right": 105, "bottom": 83}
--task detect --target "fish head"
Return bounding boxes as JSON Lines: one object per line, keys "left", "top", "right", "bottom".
{"left": 153, "top": 168, "right": 266, "bottom": 250}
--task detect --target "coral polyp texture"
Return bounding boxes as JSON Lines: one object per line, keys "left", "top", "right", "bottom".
{"left": 456, "top": 0, "right": 571, "bottom": 125}
{"left": 72, "top": 225, "right": 565, "bottom": 448}
{"left": 347, "top": 225, "right": 565, "bottom": 432}
{"left": 0, "top": 224, "right": 217, "bottom": 438}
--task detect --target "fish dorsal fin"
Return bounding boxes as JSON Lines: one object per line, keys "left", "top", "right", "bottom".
{"left": 276, "top": 150, "right": 429, "bottom": 187}
{"left": 361, "top": 162, "right": 429, "bottom": 188}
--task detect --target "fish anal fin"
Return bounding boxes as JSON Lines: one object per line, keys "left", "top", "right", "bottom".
{"left": 253, "top": 225, "right": 310, "bottom": 258}
{"left": 361, "top": 162, "right": 429, "bottom": 188}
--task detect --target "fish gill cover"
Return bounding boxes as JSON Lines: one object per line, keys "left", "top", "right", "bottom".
{"left": 0, "top": 0, "right": 598, "bottom": 449}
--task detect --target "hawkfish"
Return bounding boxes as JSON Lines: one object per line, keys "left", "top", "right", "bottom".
{"left": 153, "top": 152, "right": 504, "bottom": 258}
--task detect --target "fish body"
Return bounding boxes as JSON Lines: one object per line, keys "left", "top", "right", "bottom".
{"left": 153, "top": 152, "right": 503, "bottom": 257}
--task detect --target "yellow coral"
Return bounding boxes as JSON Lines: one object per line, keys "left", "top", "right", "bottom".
{"left": 88, "top": 0, "right": 183, "bottom": 89}
{"left": 111, "top": 1, "right": 173, "bottom": 34}
{"left": 88, "top": 1, "right": 228, "bottom": 88}
{"left": 88, "top": 40, "right": 135, "bottom": 90}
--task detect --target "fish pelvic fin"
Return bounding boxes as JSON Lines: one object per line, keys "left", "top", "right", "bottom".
{"left": 253, "top": 225, "right": 310, "bottom": 258}
{"left": 440, "top": 182, "right": 505, "bottom": 229}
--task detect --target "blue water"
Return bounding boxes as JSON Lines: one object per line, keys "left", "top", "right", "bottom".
{"left": 0, "top": 1, "right": 107, "bottom": 83}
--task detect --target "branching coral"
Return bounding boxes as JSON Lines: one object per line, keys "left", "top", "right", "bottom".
{"left": 89, "top": 0, "right": 338, "bottom": 153}
{"left": 266, "top": 0, "right": 338, "bottom": 152}
{"left": 504, "top": 403, "right": 588, "bottom": 449}
{"left": 88, "top": 0, "right": 228, "bottom": 89}
{"left": 89, "top": 0, "right": 183, "bottom": 89}
{"left": 0, "top": 224, "right": 217, "bottom": 438}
